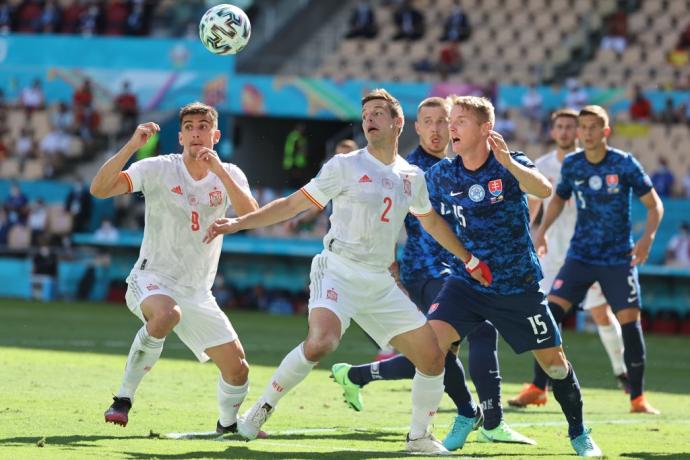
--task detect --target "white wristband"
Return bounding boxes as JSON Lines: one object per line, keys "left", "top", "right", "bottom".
{"left": 464, "top": 254, "right": 479, "bottom": 271}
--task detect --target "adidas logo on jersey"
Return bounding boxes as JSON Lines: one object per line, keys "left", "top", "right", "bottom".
{"left": 171, "top": 185, "right": 183, "bottom": 195}
{"left": 358, "top": 174, "right": 373, "bottom": 183}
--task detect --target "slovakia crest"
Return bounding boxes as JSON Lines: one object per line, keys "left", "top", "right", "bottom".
{"left": 403, "top": 177, "right": 411, "bottom": 196}
{"left": 209, "top": 189, "right": 223, "bottom": 207}
{"left": 488, "top": 179, "right": 503, "bottom": 197}
{"left": 606, "top": 174, "right": 619, "bottom": 193}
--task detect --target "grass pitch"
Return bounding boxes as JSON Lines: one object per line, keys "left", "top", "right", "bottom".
{"left": 0, "top": 299, "right": 688, "bottom": 459}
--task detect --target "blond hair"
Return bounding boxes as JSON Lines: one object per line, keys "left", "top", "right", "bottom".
{"left": 447, "top": 95, "right": 495, "bottom": 126}
{"left": 578, "top": 105, "right": 609, "bottom": 128}
{"left": 417, "top": 96, "right": 450, "bottom": 116}
{"left": 179, "top": 101, "right": 218, "bottom": 129}
{"left": 550, "top": 108, "right": 578, "bottom": 126}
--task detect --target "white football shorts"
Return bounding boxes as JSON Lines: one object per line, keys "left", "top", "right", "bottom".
{"left": 307, "top": 250, "right": 427, "bottom": 349}
{"left": 125, "top": 270, "right": 238, "bottom": 362}
{"left": 540, "top": 258, "right": 607, "bottom": 310}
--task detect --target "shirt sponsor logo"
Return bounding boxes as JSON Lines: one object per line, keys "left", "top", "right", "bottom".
{"left": 589, "top": 175, "right": 602, "bottom": 190}
{"left": 209, "top": 190, "right": 223, "bottom": 207}
{"left": 171, "top": 185, "right": 183, "bottom": 195}
{"left": 450, "top": 190, "right": 463, "bottom": 197}
{"left": 469, "top": 184, "right": 485, "bottom": 202}
{"left": 326, "top": 288, "right": 338, "bottom": 301}
{"left": 488, "top": 179, "right": 503, "bottom": 197}
{"left": 358, "top": 174, "right": 373, "bottom": 183}
{"left": 606, "top": 174, "right": 619, "bottom": 193}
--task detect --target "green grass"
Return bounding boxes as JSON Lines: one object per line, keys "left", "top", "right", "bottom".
{"left": 1, "top": 299, "right": 689, "bottom": 459}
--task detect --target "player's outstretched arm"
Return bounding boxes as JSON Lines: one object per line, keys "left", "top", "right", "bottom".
{"left": 203, "top": 190, "right": 316, "bottom": 243}
{"left": 418, "top": 210, "right": 492, "bottom": 286}
{"left": 90, "top": 122, "right": 160, "bottom": 199}
{"left": 197, "top": 147, "right": 259, "bottom": 216}
{"left": 534, "top": 194, "right": 566, "bottom": 256}
{"left": 631, "top": 189, "right": 664, "bottom": 266}
{"left": 489, "top": 131, "right": 552, "bottom": 198}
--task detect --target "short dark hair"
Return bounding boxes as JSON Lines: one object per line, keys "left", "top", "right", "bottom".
{"left": 179, "top": 101, "right": 218, "bottom": 129}
{"left": 550, "top": 108, "right": 578, "bottom": 126}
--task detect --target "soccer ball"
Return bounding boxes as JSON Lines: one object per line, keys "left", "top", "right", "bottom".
{"left": 199, "top": 4, "right": 251, "bottom": 56}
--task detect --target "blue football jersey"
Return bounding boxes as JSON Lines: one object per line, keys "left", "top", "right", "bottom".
{"left": 400, "top": 146, "right": 451, "bottom": 284}
{"left": 425, "top": 151, "right": 543, "bottom": 295}
{"left": 556, "top": 147, "right": 653, "bottom": 265}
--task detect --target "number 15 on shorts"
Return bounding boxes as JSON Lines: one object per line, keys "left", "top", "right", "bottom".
{"left": 527, "top": 314, "right": 548, "bottom": 336}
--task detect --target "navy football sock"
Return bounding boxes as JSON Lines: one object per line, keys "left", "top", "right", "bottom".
{"left": 468, "top": 323, "right": 502, "bottom": 429}
{"left": 443, "top": 352, "right": 476, "bottom": 418}
{"left": 551, "top": 363, "right": 585, "bottom": 440}
{"left": 533, "top": 302, "right": 567, "bottom": 389}
{"left": 621, "top": 321, "right": 646, "bottom": 399}
{"left": 347, "top": 354, "right": 414, "bottom": 387}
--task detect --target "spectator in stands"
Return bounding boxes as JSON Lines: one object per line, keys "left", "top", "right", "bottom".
{"left": 31, "top": 239, "right": 58, "bottom": 300}
{"left": 629, "top": 85, "right": 652, "bottom": 121}
{"left": 437, "top": 41, "right": 462, "bottom": 80}
{"left": 392, "top": 0, "right": 424, "bottom": 41}
{"left": 19, "top": 78, "right": 45, "bottom": 111}
{"left": 39, "top": 122, "right": 71, "bottom": 176}
{"left": 65, "top": 178, "right": 91, "bottom": 232}
{"left": 676, "top": 21, "right": 690, "bottom": 51}
{"left": 39, "top": 0, "right": 62, "bottom": 33}
{"left": 103, "top": 0, "right": 129, "bottom": 35}
{"left": 682, "top": 167, "right": 690, "bottom": 198}
{"left": 75, "top": 101, "right": 101, "bottom": 143}
{"left": 564, "top": 78, "right": 588, "bottom": 111}
{"left": 0, "top": 135, "right": 8, "bottom": 161}
{"left": 78, "top": 1, "right": 103, "bottom": 36}
{"left": 4, "top": 182, "right": 29, "bottom": 225}
{"left": 125, "top": 0, "right": 149, "bottom": 36}
{"left": 600, "top": 9, "right": 628, "bottom": 54}
{"left": 73, "top": 78, "right": 94, "bottom": 109}
{"left": 651, "top": 157, "right": 675, "bottom": 198}
{"left": 439, "top": 0, "right": 470, "bottom": 42}
{"left": 114, "top": 80, "right": 138, "bottom": 138}
{"left": 665, "top": 221, "right": 690, "bottom": 268}
{"left": 0, "top": 209, "right": 10, "bottom": 245}
{"left": 51, "top": 101, "right": 74, "bottom": 133}
{"left": 656, "top": 97, "right": 679, "bottom": 126}
{"left": 27, "top": 197, "right": 48, "bottom": 245}
{"left": 494, "top": 109, "right": 516, "bottom": 142}
{"left": 15, "top": 125, "right": 38, "bottom": 166}
{"left": 60, "top": 0, "right": 85, "bottom": 34}
{"left": 521, "top": 83, "right": 543, "bottom": 122}
{"left": 94, "top": 218, "right": 119, "bottom": 242}
{"left": 0, "top": 0, "right": 14, "bottom": 34}
{"left": 345, "top": 1, "right": 378, "bottom": 39}
{"left": 15, "top": 0, "right": 42, "bottom": 33}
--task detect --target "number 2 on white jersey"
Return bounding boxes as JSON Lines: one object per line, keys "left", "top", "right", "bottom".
{"left": 380, "top": 196, "right": 392, "bottom": 223}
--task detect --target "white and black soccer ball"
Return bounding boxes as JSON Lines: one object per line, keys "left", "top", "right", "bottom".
{"left": 199, "top": 4, "right": 251, "bottom": 56}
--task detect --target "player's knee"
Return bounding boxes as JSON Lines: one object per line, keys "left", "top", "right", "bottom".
{"left": 225, "top": 359, "right": 249, "bottom": 385}
{"left": 416, "top": 348, "right": 445, "bottom": 375}
{"left": 544, "top": 363, "right": 569, "bottom": 380}
{"left": 303, "top": 334, "right": 339, "bottom": 361}
{"left": 148, "top": 307, "right": 181, "bottom": 336}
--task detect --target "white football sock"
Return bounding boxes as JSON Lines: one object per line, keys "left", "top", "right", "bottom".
{"left": 261, "top": 343, "right": 317, "bottom": 408}
{"left": 410, "top": 370, "right": 445, "bottom": 440}
{"left": 598, "top": 322, "right": 626, "bottom": 376}
{"left": 217, "top": 377, "right": 248, "bottom": 427}
{"left": 117, "top": 325, "right": 165, "bottom": 399}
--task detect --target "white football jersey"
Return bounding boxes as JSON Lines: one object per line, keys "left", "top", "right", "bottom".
{"left": 302, "top": 148, "right": 432, "bottom": 271}
{"left": 535, "top": 150, "right": 577, "bottom": 264}
{"left": 123, "top": 154, "right": 251, "bottom": 292}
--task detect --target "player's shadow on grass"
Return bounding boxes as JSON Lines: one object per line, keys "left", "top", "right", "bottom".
{"left": 264, "top": 430, "right": 401, "bottom": 443}
{"left": 621, "top": 453, "right": 690, "bottom": 459}
{"left": 0, "top": 434, "right": 153, "bottom": 448}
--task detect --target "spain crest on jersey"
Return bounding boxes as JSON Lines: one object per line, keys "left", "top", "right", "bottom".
{"left": 488, "top": 179, "right": 503, "bottom": 197}
{"left": 209, "top": 190, "right": 223, "bottom": 207}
